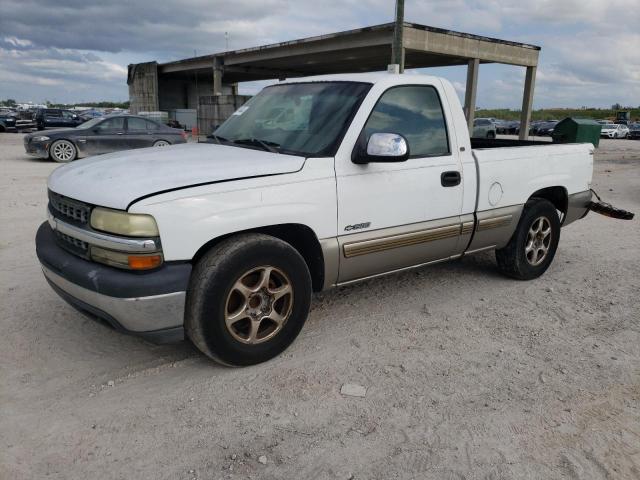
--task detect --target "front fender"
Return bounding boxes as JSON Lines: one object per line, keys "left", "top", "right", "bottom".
{"left": 128, "top": 158, "right": 337, "bottom": 261}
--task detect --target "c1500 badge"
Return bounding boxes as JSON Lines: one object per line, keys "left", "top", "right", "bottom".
{"left": 344, "top": 222, "right": 371, "bottom": 232}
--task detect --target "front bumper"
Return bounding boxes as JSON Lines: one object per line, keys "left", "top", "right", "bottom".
{"left": 36, "top": 222, "right": 191, "bottom": 343}
{"left": 24, "top": 138, "right": 49, "bottom": 158}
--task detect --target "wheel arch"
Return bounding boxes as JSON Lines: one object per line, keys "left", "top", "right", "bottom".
{"left": 191, "top": 223, "right": 326, "bottom": 292}
{"left": 528, "top": 186, "right": 568, "bottom": 217}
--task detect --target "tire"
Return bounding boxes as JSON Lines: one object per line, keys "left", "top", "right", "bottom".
{"left": 487, "top": 131, "right": 496, "bottom": 139}
{"left": 495, "top": 198, "right": 561, "bottom": 280}
{"left": 153, "top": 140, "right": 170, "bottom": 147}
{"left": 186, "top": 233, "right": 312, "bottom": 366}
{"left": 49, "top": 139, "right": 77, "bottom": 163}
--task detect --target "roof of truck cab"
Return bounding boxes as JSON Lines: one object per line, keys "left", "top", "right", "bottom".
{"left": 277, "top": 72, "right": 442, "bottom": 86}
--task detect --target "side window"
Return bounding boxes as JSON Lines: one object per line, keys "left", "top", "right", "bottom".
{"left": 62, "top": 111, "right": 76, "bottom": 119}
{"left": 96, "top": 117, "right": 125, "bottom": 131}
{"left": 127, "top": 117, "right": 147, "bottom": 130}
{"left": 363, "top": 85, "right": 450, "bottom": 157}
{"left": 47, "top": 110, "right": 62, "bottom": 118}
{"left": 145, "top": 119, "right": 159, "bottom": 130}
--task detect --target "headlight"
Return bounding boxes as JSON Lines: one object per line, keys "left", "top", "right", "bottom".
{"left": 90, "top": 207, "right": 159, "bottom": 237}
{"left": 32, "top": 136, "right": 50, "bottom": 142}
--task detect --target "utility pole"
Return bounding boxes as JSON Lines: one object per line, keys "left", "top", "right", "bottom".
{"left": 391, "top": 0, "right": 405, "bottom": 72}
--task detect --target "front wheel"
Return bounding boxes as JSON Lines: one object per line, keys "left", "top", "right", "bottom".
{"left": 495, "top": 198, "right": 561, "bottom": 280}
{"left": 153, "top": 140, "right": 170, "bottom": 147}
{"left": 49, "top": 139, "right": 77, "bottom": 163}
{"left": 186, "top": 233, "right": 312, "bottom": 366}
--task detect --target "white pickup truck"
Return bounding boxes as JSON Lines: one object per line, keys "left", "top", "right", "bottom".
{"left": 37, "top": 73, "right": 594, "bottom": 365}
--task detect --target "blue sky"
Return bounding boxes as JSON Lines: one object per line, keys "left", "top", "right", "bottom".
{"left": 1, "top": 0, "right": 638, "bottom": 108}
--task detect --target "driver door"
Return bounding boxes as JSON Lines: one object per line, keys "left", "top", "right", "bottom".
{"left": 335, "top": 83, "right": 464, "bottom": 283}
{"left": 84, "top": 116, "right": 126, "bottom": 155}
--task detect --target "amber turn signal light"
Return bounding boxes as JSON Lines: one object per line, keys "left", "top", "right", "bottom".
{"left": 128, "top": 254, "right": 163, "bottom": 270}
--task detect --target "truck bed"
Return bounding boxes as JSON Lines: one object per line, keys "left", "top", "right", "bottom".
{"left": 470, "top": 142, "right": 594, "bottom": 212}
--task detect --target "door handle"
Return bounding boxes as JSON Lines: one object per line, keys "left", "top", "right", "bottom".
{"left": 441, "top": 171, "right": 461, "bottom": 187}
{"left": 116, "top": 132, "right": 124, "bottom": 135}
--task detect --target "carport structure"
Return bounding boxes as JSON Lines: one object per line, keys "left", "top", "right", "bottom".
{"left": 128, "top": 22, "right": 540, "bottom": 137}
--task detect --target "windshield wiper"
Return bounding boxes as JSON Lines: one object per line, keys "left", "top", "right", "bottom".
{"left": 232, "top": 138, "right": 281, "bottom": 154}
{"left": 209, "top": 134, "right": 230, "bottom": 145}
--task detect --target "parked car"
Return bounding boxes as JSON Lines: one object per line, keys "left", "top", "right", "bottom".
{"left": 24, "top": 115, "right": 187, "bottom": 162}
{"left": 0, "top": 107, "right": 18, "bottom": 117}
{"left": 600, "top": 123, "right": 629, "bottom": 139}
{"left": 472, "top": 118, "right": 496, "bottom": 138}
{"left": 500, "top": 120, "right": 520, "bottom": 135}
{"left": 36, "top": 73, "right": 596, "bottom": 366}
{"left": 628, "top": 123, "right": 640, "bottom": 140}
{"left": 35, "top": 108, "right": 85, "bottom": 130}
{"left": 536, "top": 121, "right": 559, "bottom": 136}
{"left": 0, "top": 112, "right": 18, "bottom": 132}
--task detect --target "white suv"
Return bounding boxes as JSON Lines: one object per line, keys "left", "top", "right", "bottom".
{"left": 601, "top": 123, "right": 629, "bottom": 139}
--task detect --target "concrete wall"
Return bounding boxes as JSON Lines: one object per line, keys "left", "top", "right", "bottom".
{"left": 198, "top": 95, "right": 252, "bottom": 135}
{"left": 127, "top": 62, "right": 159, "bottom": 114}
{"left": 158, "top": 75, "right": 236, "bottom": 111}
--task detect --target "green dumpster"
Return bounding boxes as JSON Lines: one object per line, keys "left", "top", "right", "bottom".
{"left": 552, "top": 118, "right": 602, "bottom": 147}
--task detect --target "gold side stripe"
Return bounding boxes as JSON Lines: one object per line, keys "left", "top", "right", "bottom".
{"left": 343, "top": 224, "right": 460, "bottom": 258}
{"left": 461, "top": 221, "right": 474, "bottom": 235}
{"left": 476, "top": 215, "right": 512, "bottom": 232}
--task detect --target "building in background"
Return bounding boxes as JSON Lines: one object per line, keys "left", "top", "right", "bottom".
{"left": 127, "top": 22, "right": 540, "bottom": 137}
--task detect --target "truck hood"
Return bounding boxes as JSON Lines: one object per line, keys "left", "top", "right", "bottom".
{"left": 48, "top": 143, "right": 306, "bottom": 210}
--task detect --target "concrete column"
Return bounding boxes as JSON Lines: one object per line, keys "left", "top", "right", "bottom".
{"left": 519, "top": 65, "right": 537, "bottom": 140}
{"left": 127, "top": 62, "right": 158, "bottom": 114}
{"left": 213, "top": 56, "right": 223, "bottom": 96}
{"left": 464, "top": 58, "right": 479, "bottom": 131}
{"left": 391, "top": 0, "right": 405, "bottom": 72}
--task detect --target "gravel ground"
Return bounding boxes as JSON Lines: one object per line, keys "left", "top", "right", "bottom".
{"left": 1, "top": 133, "right": 639, "bottom": 479}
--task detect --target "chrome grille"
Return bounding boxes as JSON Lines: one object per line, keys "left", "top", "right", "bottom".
{"left": 55, "top": 230, "right": 90, "bottom": 258}
{"left": 48, "top": 190, "right": 91, "bottom": 225}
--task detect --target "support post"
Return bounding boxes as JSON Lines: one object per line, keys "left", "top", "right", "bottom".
{"left": 519, "top": 65, "right": 537, "bottom": 140}
{"left": 391, "top": 0, "right": 405, "bottom": 72}
{"left": 464, "top": 58, "right": 479, "bottom": 131}
{"left": 213, "top": 56, "right": 223, "bottom": 96}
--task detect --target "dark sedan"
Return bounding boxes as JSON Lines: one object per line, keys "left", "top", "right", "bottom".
{"left": 628, "top": 123, "right": 640, "bottom": 140}
{"left": 24, "top": 115, "right": 187, "bottom": 162}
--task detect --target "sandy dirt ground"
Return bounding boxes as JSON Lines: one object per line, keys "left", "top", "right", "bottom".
{"left": 1, "top": 133, "right": 638, "bottom": 479}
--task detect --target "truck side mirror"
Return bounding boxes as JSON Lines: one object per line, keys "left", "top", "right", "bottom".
{"left": 352, "top": 132, "right": 410, "bottom": 164}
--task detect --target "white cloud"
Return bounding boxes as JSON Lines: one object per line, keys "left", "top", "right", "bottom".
{"left": 3, "top": 36, "right": 33, "bottom": 47}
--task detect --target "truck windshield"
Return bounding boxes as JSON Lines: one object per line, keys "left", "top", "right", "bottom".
{"left": 212, "top": 82, "right": 371, "bottom": 157}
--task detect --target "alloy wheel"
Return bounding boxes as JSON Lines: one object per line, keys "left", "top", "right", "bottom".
{"left": 52, "top": 140, "right": 75, "bottom": 162}
{"left": 525, "top": 216, "right": 552, "bottom": 266}
{"left": 224, "top": 266, "right": 293, "bottom": 345}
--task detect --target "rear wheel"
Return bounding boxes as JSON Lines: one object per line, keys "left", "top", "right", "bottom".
{"left": 153, "top": 140, "right": 170, "bottom": 147}
{"left": 186, "top": 233, "right": 312, "bottom": 366}
{"left": 49, "top": 139, "right": 77, "bottom": 163}
{"left": 495, "top": 198, "right": 561, "bottom": 280}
